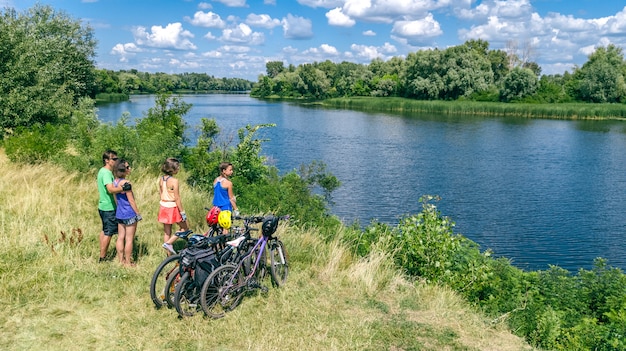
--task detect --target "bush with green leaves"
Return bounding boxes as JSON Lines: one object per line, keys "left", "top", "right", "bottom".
{"left": 3, "top": 124, "right": 68, "bottom": 164}
{"left": 348, "top": 195, "right": 626, "bottom": 350}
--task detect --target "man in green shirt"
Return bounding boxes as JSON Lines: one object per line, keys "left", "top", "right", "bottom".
{"left": 97, "top": 150, "right": 127, "bottom": 262}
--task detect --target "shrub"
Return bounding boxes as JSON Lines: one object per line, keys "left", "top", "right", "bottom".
{"left": 4, "top": 124, "right": 68, "bottom": 164}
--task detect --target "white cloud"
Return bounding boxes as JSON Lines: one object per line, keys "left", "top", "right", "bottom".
{"left": 213, "top": 0, "right": 247, "bottom": 7}
{"left": 455, "top": 0, "right": 532, "bottom": 20}
{"left": 303, "top": 44, "right": 340, "bottom": 56}
{"left": 363, "top": 30, "right": 376, "bottom": 36}
{"left": 170, "top": 58, "right": 202, "bottom": 70}
{"left": 459, "top": 12, "right": 544, "bottom": 45}
{"left": 202, "top": 50, "right": 223, "bottom": 58}
{"left": 350, "top": 42, "right": 397, "bottom": 60}
{"left": 132, "top": 23, "right": 197, "bottom": 50}
{"left": 221, "top": 23, "right": 265, "bottom": 45}
{"left": 326, "top": 7, "right": 355, "bottom": 27}
{"left": 229, "top": 61, "right": 248, "bottom": 69}
{"left": 186, "top": 11, "right": 226, "bottom": 28}
{"left": 391, "top": 14, "right": 442, "bottom": 45}
{"left": 282, "top": 46, "right": 299, "bottom": 55}
{"left": 340, "top": 0, "right": 450, "bottom": 23}
{"left": 282, "top": 14, "right": 314, "bottom": 39}
{"left": 110, "top": 43, "right": 142, "bottom": 62}
{"left": 198, "top": 2, "right": 212, "bottom": 10}
{"left": 297, "top": 0, "right": 344, "bottom": 8}
{"left": 220, "top": 45, "right": 251, "bottom": 53}
{"left": 246, "top": 13, "right": 281, "bottom": 29}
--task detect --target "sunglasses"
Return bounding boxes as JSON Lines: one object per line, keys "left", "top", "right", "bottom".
{"left": 111, "top": 157, "right": 119, "bottom": 161}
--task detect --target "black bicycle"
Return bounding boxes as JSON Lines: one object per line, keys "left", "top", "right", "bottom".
{"left": 200, "top": 215, "right": 289, "bottom": 319}
{"left": 172, "top": 217, "right": 260, "bottom": 317}
{"left": 149, "top": 207, "right": 225, "bottom": 309}
{"left": 171, "top": 232, "right": 240, "bottom": 317}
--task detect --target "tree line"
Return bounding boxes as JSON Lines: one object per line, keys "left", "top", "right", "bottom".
{"left": 95, "top": 69, "right": 254, "bottom": 98}
{"left": 251, "top": 40, "right": 626, "bottom": 104}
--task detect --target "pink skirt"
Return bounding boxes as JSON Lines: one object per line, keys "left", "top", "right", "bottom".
{"left": 158, "top": 206, "right": 182, "bottom": 224}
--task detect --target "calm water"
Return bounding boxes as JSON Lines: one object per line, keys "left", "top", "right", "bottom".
{"left": 97, "top": 94, "right": 626, "bottom": 272}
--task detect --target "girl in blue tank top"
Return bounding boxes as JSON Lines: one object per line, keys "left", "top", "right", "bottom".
{"left": 113, "top": 160, "right": 141, "bottom": 266}
{"left": 212, "top": 162, "right": 239, "bottom": 214}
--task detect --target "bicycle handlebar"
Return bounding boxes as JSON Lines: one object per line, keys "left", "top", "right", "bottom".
{"left": 233, "top": 214, "right": 291, "bottom": 222}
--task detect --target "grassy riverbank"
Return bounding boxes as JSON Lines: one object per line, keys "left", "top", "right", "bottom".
{"left": 321, "top": 97, "right": 626, "bottom": 120}
{"left": 0, "top": 150, "right": 533, "bottom": 351}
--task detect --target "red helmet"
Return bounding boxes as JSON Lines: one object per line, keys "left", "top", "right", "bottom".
{"left": 206, "top": 206, "right": 221, "bottom": 226}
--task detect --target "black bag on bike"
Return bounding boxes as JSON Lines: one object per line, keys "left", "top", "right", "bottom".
{"left": 179, "top": 246, "right": 218, "bottom": 288}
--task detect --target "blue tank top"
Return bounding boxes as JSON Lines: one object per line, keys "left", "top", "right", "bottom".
{"left": 114, "top": 179, "right": 136, "bottom": 219}
{"left": 213, "top": 179, "right": 232, "bottom": 210}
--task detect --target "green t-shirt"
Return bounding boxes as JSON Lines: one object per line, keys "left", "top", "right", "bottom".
{"left": 97, "top": 167, "right": 115, "bottom": 211}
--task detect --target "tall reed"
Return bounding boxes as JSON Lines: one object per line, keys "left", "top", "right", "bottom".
{"left": 323, "top": 97, "right": 626, "bottom": 120}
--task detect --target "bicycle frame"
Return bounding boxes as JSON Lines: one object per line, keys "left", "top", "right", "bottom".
{"left": 220, "top": 224, "right": 276, "bottom": 295}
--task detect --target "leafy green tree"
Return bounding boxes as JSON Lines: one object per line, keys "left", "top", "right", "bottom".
{"left": 183, "top": 118, "right": 223, "bottom": 190}
{"left": 487, "top": 49, "right": 510, "bottom": 84}
{"left": 532, "top": 74, "right": 572, "bottom": 103}
{"left": 500, "top": 67, "right": 539, "bottom": 102}
{"left": 0, "top": 4, "right": 97, "bottom": 136}
{"left": 266, "top": 61, "right": 285, "bottom": 78}
{"left": 403, "top": 49, "right": 444, "bottom": 99}
{"left": 250, "top": 75, "right": 275, "bottom": 97}
{"left": 297, "top": 64, "right": 331, "bottom": 99}
{"left": 572, "top": 45, "right": 626, "bottom": 103}
{"left": 371, "top": 75, "right": 399, "bottom": 97}
{"left": 134, "top": 93, "right": 191, "bottom": 168}
{"left": 232, "top": 123, "right": 275, "bottom": 185}
{"left": 440, "top": 43, "right": 494, "bottom": 99}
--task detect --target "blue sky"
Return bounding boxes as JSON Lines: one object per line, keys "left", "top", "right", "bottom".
{"left": 6, "top": 0, "right": 626, "bottom": 81}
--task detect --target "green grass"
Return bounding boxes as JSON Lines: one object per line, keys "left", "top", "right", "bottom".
{"left": 0, "top": 150, "right": 533, "bottom": 351}
{"left": 321, "top": 97, "right": 626, "bottom": 120}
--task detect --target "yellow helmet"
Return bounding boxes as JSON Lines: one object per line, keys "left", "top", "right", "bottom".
{"left": 218, "top": 210, "right": 232, "bottom": 229}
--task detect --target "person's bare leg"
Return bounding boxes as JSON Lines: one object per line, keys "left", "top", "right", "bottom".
{"left": 100, "top": 231, "right": 112, "bottom": 260}
{"left": 124, "top": 223, "right": 137, "bottom": 265}
{"left": 116, "top": 224, "right": 126, "bottom": 264}
{"left": 163, "top": 223, "right": 172, "bottom": 244}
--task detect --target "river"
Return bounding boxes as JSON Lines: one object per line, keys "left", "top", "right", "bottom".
{"left": 96, "top": 94, "right": 626, "bottom": 272}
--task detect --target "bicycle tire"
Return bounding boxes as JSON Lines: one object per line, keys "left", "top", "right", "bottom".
{"left": 149, "top": 254, "right": 180, "bottom": 309}
{"left": 163, "top": 269, "right": 181, "bottom": 308}
{"left": 269, "top": 239, "right": 289, "bottom": 287}
{"left": 173, "top": 271, "right": 199, "bottom": 318}
{"left": 199, "top": 264, "right": 244, "bottom": 319}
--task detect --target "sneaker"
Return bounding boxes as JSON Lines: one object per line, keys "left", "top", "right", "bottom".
{"left": 162, "top": 243, "right": 176, "bottom": 254}
{"left": 99, "top": 257, "right": 107, "bottom": 263}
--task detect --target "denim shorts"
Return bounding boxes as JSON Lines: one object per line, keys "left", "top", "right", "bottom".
{"left": 118, "top": 214, "right": 143, "bottom": 226}
{"left": 99, "top": 209, "right": 118, "bottom": 236}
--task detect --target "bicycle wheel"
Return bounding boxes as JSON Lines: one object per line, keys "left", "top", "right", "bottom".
{"left": 200, "top": 264, "right": 244, "bottom": 319}
{"left": 173, "top": 271, "right": 199, "bottom": 318}
{"left": 163, "top": 269, "right": 182, "bottom": 308}
{"left": 149, "top": 254, "right": 180, "bottom": 309}
{"left": 269, "top": 239, "right": 289, "bottom": 287}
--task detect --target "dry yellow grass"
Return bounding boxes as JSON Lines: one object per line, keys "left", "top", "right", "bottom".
{"left": 0, "top": 150, "right": 534, "bottom": 351}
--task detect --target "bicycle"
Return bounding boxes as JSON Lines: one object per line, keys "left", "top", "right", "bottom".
{"left": 199, "top": 214, "right": 289, "bottom": 319}
{"left": 172, "top": 215, "right": 261, "bottom": 317}
{"left": 149, "top": 207, "right": 225, "bottom": 309}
